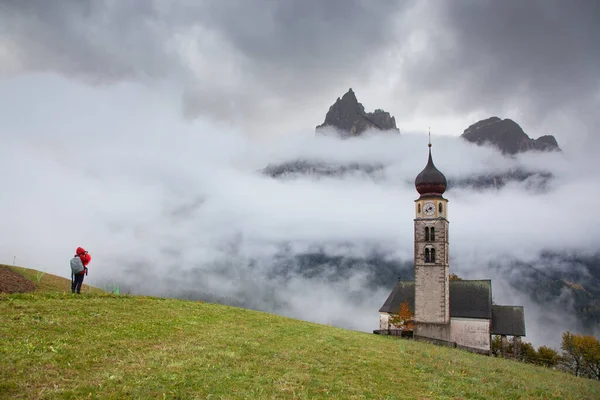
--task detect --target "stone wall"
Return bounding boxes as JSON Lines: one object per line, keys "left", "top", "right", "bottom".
{"left": 414, "top": 322, "right": 451, "bottom": 343}
{"left": 414, "top": 266, "right": 449, "bottom": 324}
{"left": 450, "top": 317, "right": 491, "bottom": 351}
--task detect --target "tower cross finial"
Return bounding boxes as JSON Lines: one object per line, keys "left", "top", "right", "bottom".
{"left": 428, "top": 127, "right": 432, "bottom": 148}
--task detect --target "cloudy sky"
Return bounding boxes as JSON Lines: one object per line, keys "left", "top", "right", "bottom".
{"left": 1, "top": 0, "right": 599, "bottom": 348}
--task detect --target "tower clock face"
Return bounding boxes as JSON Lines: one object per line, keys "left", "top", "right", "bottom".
{"left": 423, "top": 201, "right": 436, "bottom": 216}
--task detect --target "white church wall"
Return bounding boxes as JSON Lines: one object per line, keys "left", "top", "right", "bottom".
{"left": 379, "top": 313, "right": 390, "bottom": 330}
{"left": 450, "top": 317, "right": 490, "bottom": 351}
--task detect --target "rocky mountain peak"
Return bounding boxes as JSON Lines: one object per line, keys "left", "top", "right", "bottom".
{"left": 316, "top": 88, "right": 399, "bottom": 137}
{"left": 341, "top": 87, "right": 359, "bottom": 103}
{"left": 461, "top": 117, "right": 561, "bottom": 155}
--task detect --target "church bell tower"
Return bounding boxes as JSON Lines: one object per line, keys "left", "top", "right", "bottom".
{"left": 413, "top": 137, "right": 451, "bottom": 342}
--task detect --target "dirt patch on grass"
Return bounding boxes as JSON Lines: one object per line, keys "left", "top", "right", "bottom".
{"left": 0, "top": 265, "right": 36, "bottom": 293}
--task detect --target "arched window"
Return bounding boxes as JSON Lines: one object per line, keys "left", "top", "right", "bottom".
{"left": 425, "top": 227, "right": 430, "bottom": 241}
{"left": 430, "top": 248, "right": 436, "bottom": 263}
{"left": 418, "top": 204, "right": 421, "bottom": 214}
{"left": 430, "top": 227, "right": 436, "bottom": 241}
{"left": 439, "top": 203, "right": 443, "bottom": 214}
{"left": 425, "top": 248, "right": 430, "bottom": 263}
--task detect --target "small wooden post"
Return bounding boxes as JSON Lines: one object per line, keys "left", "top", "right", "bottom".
{"left": 501, "top": 335, "right": 509, "bottom": 356}
{"left": 512, "top": 336, "right": 522, "bottom": 358}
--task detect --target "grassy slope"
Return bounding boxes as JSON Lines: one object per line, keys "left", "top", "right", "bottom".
{"left": 4, "top": 265, "right": 104, "bottom": 294}
{"left": 2, "top": 293, "right": 599, "bottom": 399}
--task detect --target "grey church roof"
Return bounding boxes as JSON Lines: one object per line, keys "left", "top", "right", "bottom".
{"left": 379, "top": 279, "right": 492, "bottom": 319}
{"left": 379, "top": 280, "right": 415, "bottom": 315}
{"left": 450, "top": 280, "right": 492, "bottom": 319}
{"left": 491, "top": 305, "right": 526, "bottom": 336}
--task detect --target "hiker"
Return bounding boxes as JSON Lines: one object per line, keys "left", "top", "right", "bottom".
{"left": 70, "top": 247, "right": 92, "bottom": 294}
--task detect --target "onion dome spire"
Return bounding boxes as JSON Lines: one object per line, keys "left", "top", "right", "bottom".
{"left": 415, "top": 129, "right": 447, "bottom": 197}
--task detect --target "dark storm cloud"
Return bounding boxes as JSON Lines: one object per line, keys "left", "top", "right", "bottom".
{"left": 0, "top": 0, "right": 409, "bottom": 122}
{"left": 2, "top": 0, "right": 598, "bottom": 137}
{"left": 398, "top": 0, "right": 600, "bottom": 134}
{"left": 181, "top": 0, "right": 411, "bottom": 121}
{"left": 0, "top": 0, "right": 171, "bottom": 83}
{"left": 196, "top": 0, "right": 406, "bottom": 70}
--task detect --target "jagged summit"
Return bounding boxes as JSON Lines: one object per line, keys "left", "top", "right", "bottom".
{"left": 461, "top": 117, "right": 561, "bottom": 155}
{"left": 316, "top": 88, "right": 399, "bottom": 137}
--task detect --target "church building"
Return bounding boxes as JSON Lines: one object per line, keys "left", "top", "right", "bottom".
{"left": 376, "top": 140, "right": 526, "bottom": 354}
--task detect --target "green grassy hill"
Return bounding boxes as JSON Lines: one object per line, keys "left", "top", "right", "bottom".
{"left": 1, "top": 270, "right": 599, "bottom": 399}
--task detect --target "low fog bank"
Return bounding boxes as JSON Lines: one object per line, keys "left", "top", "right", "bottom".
{"left": 1, "top": 125, "right": 598, "bottom": 349}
